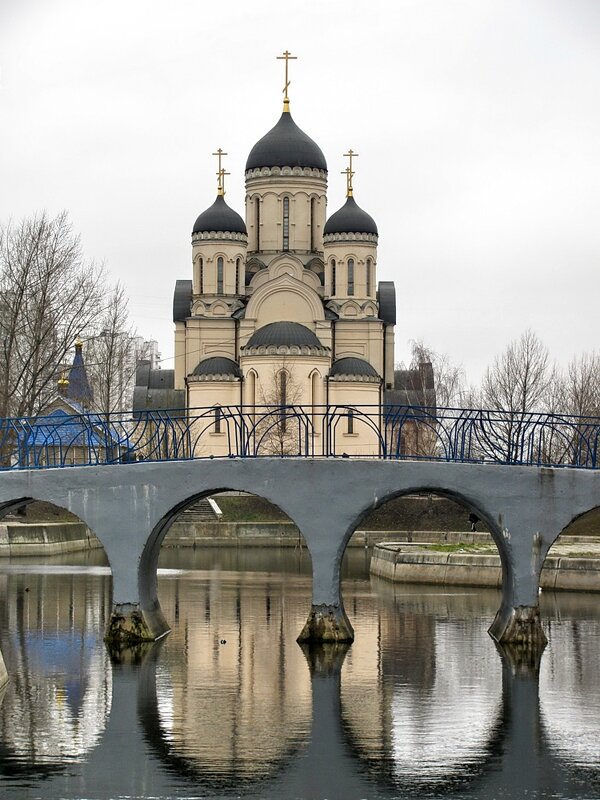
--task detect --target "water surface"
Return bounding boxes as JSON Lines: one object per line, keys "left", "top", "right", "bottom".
{"left": 0, "top": 548, "right": 598, "bottom": 799}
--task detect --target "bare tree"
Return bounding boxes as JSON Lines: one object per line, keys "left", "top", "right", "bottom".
{"left": 479, "top": 330, "right": 552, "bottom": 463}
{"left": 85, "top": 283, "right": 137, "bottom": 415}
{"left": 407, "top": 339, "right": 467, "bottom": 407}
{"left": 0, "top": 212, "right": 105, "bottom": 425}
{"left": 481, "top": 330, "right": 551, "bottom": 414}
{"left": 254, "top": 360, "right": 305, "bottom": 456}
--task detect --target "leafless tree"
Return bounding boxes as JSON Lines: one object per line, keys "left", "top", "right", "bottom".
{"left": 481, "top": 329, "right": 551, "bottom": 414}
{"left": 0, "top": 213, "right": 105, "bottom": 425}
{"left": 407, "top": 339, "right": 467, "bottom": 408}
{"left": 85, "top": 283, "right": 137, "bottom": 415}
{"left": 479, "top": 330, "right": 552, "bottom": 463}
{"left": 254, "top": 360, "right": 305, "bottom": 456}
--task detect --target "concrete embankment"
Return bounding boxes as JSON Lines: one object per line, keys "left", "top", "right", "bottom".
{"left": 0, "top": 522, "right": 102, "bottom": 557}
{"left": 371, "top": 542, "right": 600, "bottom": 592}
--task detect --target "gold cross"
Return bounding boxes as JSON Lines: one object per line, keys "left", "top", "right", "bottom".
{"left": 212, "top": 148, "right": 228, "bottom": 195}
{"left": 277, "top": 50, "right": 297, "bottom": 107}
{"left": 342, "top": 149, "right": 359, "bottom": 197}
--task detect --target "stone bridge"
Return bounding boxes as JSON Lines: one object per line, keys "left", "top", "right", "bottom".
{"left": 0, "top": 458, "right": 598, "bottom": 659}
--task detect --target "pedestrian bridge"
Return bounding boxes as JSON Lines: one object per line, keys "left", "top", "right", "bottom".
{"left": 0, "top": 453, "right": 599, "bottom": 655}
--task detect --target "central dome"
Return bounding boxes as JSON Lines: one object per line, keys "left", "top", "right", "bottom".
{"left": 244, "top": 322, "right": 323, "bottom": 349}
{"left": 246, "top": 110, "right": 327, "bottom": 172}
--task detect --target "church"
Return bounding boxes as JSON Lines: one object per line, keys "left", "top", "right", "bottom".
{"left": 136, "top": 54, "right": 401, "bottom": 456}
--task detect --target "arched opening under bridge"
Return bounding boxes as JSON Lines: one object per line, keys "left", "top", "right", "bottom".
{"left": 133, "top": 489, "right": 314, "bottom": 775}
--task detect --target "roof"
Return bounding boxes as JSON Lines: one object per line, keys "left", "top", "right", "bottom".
{"left": 192, "top": 195, "right": 247, "bottom": 236}
{"left": 329, "top": 357, "right": 379, "bottom": 378}
{"left": 384, "top": 363, "right": 436, "bottom": 407}
{"left": 192, "top": 357, "right": 242, "bottom": 378}
{"left": 173, "top": 280, "right": 192, "bottom": 322}
{"left": 246, "top": 110, "right": 327, "bottom": 172}
{"left": 66, "top": 343, "right": 94, "bottom": 408}
{"left": 323, "top": 196, "right": 378, "bottom": 236}
{"left": 245, "top": 321, "right": 323, "bottom": 349}
{"left": 378, "top": 282, "right": 396, "bottom": 326}
{"left": 24, "top": 408, "right": 122, "bottom": 449}
{"left": 133, "top": 365, "right": 186, "bottom": 415}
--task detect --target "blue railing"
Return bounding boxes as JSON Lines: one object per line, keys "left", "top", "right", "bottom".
{"left": 0, "top": 404, "right": 599, "bottom": 470}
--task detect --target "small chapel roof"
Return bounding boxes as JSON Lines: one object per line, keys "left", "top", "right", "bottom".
{"left": 192, "top": 357, "right": 242, "bottom": 378}
{"left": 66, "top": 341, "right": 94, "bottom": 408}
{"left": 329, "top": 357, "right": 380, "bottom": 378}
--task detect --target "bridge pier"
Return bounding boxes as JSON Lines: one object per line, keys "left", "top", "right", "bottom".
{"left": 489, "top": 529, "right": 549, "bottom": 647}
{"left": 295, "top": 522, "right": 354, "bottom": 643}
{"left": 102, "top": 529, "right": 171, "bottom": 650}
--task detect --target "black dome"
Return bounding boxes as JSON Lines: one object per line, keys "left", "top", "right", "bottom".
{"left": 245, "top": 322, "right": 322, "bottom": 349}
{"left": 323, "top": 196, "right": 378, "bottom": 236}
{"left": 246, "top": 110, "right": 327, "bottom": 172}
{"left": 329, "top": 357, "right": 379, "bottom": 378}
{"left": 192, "top": 357, "right": 242, "bottom": 378}
{"left": 192, "top": 195, "right": 247, "bottom": 235}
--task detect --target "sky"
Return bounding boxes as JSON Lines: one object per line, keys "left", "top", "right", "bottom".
{"left": 1, "top": 0, "right": 599, "bottom": 386}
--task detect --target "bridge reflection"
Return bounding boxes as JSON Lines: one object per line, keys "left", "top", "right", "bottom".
{"left": 0, "top": 565, "right": 600, "bottom": 797}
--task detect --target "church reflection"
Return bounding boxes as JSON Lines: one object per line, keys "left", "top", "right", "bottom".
{"left": 1, "top": 559, "right": 600, "bottom": 797}
{"left": 0, "top": 568, "right": 112, "bottom": 774}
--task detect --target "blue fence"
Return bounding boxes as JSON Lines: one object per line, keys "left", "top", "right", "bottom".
{"left": 0, "top": 404, "right": 599, "bottom": 470}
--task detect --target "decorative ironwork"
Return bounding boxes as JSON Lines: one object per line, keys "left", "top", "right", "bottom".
{"left": 0, "top": 404, "right": 598, "bottom": 470}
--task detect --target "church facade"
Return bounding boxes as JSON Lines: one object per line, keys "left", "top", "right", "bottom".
{"left": 169, "top": 69, "right": 396, "bottom": 456}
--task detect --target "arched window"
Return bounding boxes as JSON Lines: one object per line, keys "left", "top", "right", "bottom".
{"left": 283, "top": 197, "right": 290, "bottom": 251}
{"left": 255, "top": 198, "right": 261, "bottom": 250}
{"left": 235, "top": 258, "right": 241, "bottom": 294}
{"left": 311, "top": 371, "right": 320, "bottom": 429}
{"left": 310, "top": 197, "right": 317, "bottom": 251}
{"left": 217, "top": 256, "right": 224, "bottom": 294}
{"left": 347, "top": 258, "right": 354, "bottom": 296}
{"left": 278, "top": 370, "right": 288, "bottom": 433}
{"left": 331, "top": 259, "right": 336, "bottom": 295}
{"left": 366, "top": 258, "right": 372, "bottom": 297}
{"left": 247, "top": 370, "right": 256, "bottom": 420}
{"left": 214, "top": 406, "right": 222, "bottom": 434}
{"left": 199, "top": 257, "right": 204, "bottom": 294}
{"left": 347, "top": 408, "right": 355, "bottom": 435}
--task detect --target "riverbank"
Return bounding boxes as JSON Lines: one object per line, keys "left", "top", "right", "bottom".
{"left": 371, "top": 539, "right": 600, "bottom": 592}
{"left": 0, "top": 521, "right": 102, "bottom": 557}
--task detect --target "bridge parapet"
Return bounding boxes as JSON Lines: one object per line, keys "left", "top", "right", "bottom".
{"left": 1, "top": 404, "right": 599, "bottom": 469}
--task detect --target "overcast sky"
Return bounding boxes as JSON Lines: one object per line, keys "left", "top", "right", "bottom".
{"left": 1, "top": 0, "right": 599, "bottom": 386}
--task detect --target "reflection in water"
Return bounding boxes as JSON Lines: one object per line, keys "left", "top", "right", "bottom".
{"left": 0, "top": 567, "right": 112, "bottom": 770}
{"left": 0, "top": 549, "right": 598, "bottom": 798}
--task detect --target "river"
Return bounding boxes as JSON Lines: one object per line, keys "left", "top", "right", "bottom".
{"left": 0, "top": 547, "right": 598, "bottom": 800}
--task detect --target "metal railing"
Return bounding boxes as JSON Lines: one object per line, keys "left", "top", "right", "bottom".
{"left": 0, "top": 404, "right": 598, "bottom": 470}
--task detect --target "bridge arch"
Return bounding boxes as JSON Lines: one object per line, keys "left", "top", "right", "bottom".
{"left": 135, "top": 486, "right": 313, "bottom": 647}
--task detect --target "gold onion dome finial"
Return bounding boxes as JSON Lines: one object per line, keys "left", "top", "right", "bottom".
{"left": 277, "top": 49, "right": 297, "bottom": 112}
{"left": 342, "top": 149, "right": 358, "bottom": 197}
{"left": 57, "top": 370, "right": 69, "bottom": 387}
{"left": 212, "top": 148, "right": 229, "bottom": 196}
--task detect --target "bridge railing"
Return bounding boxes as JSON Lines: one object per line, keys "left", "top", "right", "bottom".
{"left": 0, "top": 404, "right": 598, "bottom": 470}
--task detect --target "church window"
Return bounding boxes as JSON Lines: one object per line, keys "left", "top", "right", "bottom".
{"left": 347, "top": 408, "right": 355, "bottom": 434}
{"left": 255, "top": 198, "right": 261, "bottom": 250}
{"left": 217, "top": 256, "right": 224, "bottom": 294}
{"left": 331, "top": 259, "right": 336, "bottom": 295}
{"left": 347, "top": 258, "right": 355, "bottom": 296}
{"left": 310, "top": 197, "right": 316, "bottom": 251}
{"left": 366, "top": 258, "right": 372, "bottom": 297}
{"left": 283, "top": 197, "right": 290, "bottom": 251}
{"left": 278, "top": 370, "right": 288, "bottom": 433}
{"left": 199, "top": 257, "right": 204, "bottom": 294}
{"left": 235, "top": 258, "right": 241, "bottom": 293}
{"left": 214, "top": 406, "right": 222, "bottom": 434}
